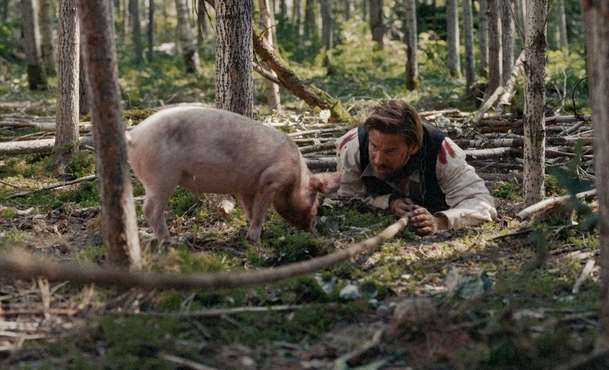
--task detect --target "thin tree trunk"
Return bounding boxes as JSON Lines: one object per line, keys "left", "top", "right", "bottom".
{"left": 292, "top": 0, "right": 301, "bottom": 35}
{"left": 581, "top": 0, "right": 609, "bottom": 350}
{"left": 175, "top": 0, "right": 200, "bottom": 73}
{"left": 362, "top": 0, "right": 367, "bottom": 21}
{"left": 22, "top": 0, "right": 47, "bottom": 90}
{"left": 147, "top": 0, "right": 154, "bottom": 60}
{"left": 320, "top": 0, "right": 332, "bottom": 50}
{"left": 39, "top": 0, "right": 55, "bottom": 75}
{"left": 463, "top": 0, "right": 475, "bottom": 92}
{"left": 523, "top": 0, "right": 546, "bottom": 206}
{"left": 279, "top": 0, "right": 287, "bottom": 18}
{"left": 54, "top": 0, "right": 80, "bottom": 176}
{"left": 479, "top": 0, "right": 489, "bottom": 77}
{"left": 304, "top": 0, "right": 317, "bottom": 40}
{"left": 2, "top": 0, "right": 9, "bottom": 21}
{"left": 258, "top": 0, "right": 280, "bottom": 109}
{"left": 216, "top": 0, "right": 254, "bottom": 118}
{"left": 345, "top": 0, "right": 351, "bottom": 20}
{"left": 501, "top": 0, "right": 514, "bottom": 85}
{"left": 78, "top": 0, "right": 141, "bottom": 268}
{"left": 79, "top": 47, "right": 89, "bottom": 116}
{"left": 129, "top": 0, "right": 143, "bottom": 64}
{"left": 487, "top": 0, "right": 501, "bottom": 98}
{"left": 369, "top": 0, "right": 383, "bottom": 48}
{"left": 197, "top": 0, "right": 209, "bottom": 47}
{"left": 404, "top": 0, "right": 417, "bottom": 90}
{"left": 446, "top": 0, "right": 460, "bottom": 77}
{"left": 555, "top": 0, "right": 567, "bottom": 48}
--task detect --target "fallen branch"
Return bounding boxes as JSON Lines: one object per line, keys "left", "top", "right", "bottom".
{"left": 0, "top": 136, "right": 94, "bottom": 156}
{"left": 107, "top": 304, "right": 330, "bottom": 317}
{"left": 0, "top": 217, "right": 409, "bottom": 290}
{"left": 497, "top": 51, "right": 526, "bottom": 113}
{"left": 517, "top": 189, "right": 597, "bottom": 220}
{"left": 160, "top": 353, "right": 219, "bottom": 370}
{"left": 299, "top": 142, "right": 336, "bottom": 154}
{"left": 6, "top": 174, "right": 97, "bottom": 199}
{"left": 473, "top": 86, "right": 504, "bottom": 124}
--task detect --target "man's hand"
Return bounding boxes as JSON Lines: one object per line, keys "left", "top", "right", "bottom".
{"left": 389, "top": 197, "right": 414, "bottom": 217}
{"left": 408, "top": 206, "right": 449, "bottom": 236}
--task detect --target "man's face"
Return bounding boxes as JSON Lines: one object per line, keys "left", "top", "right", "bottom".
{"left": 368, "top": 129, "right": 417, "bottom": 179}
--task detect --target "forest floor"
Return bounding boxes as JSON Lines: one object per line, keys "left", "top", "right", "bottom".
{"left": 0, "top": 96, "right": 604, "bottom": 370}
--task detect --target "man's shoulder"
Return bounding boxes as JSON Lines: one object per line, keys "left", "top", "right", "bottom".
{"left": 337, "top": 127, "right": 361, "bottom": 169}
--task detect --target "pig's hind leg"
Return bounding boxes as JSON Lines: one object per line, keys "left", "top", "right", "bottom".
{"left": 237, "top": 193, "right": 254, "bottom": 221}
{"left": 143, "top": 183, "right": 176, "bottom": 241}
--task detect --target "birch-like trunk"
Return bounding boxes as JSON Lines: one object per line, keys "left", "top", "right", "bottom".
{"left": 522, "top": 0, "right": 546, "bottom": 205}
{"left": 78, "top": 0, "right": 141, "bottom": 268}
{"left": 216, "top": 0, "right": 254, "bottom": 118}
{"left": 404, "top": 0, "right": 417, "bottom": 90}
{"left": 54, "top": 0, "right": 80, "bottom": 176}
{"left": 555, "top": 0, "right": 567, "bottom": 48}
{"left": 446, "top": 0, "right": 461, "bottom": 77}
{"left": 581, "top": 0, "right": 609, "bottom": 350}
{"left": 258, "top": 0, "right": 280, "bottom": 109}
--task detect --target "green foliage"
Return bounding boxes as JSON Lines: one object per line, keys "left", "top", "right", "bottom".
{"left": 168, "top": 187, "right": 198, "bottom": 216}
{"left": 545, "top": 48, "right": 588, "bottom": 115}
{"left": 57, "top": 181, "right": 99, "bottom": 208}
{"left": 66, "top": 151, "right": 96, "bottom": 178}
{"left": 493, "top": 180, "right": 523, "bottom": 202}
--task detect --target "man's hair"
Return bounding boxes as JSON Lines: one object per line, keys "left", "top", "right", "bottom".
{"left": 363, "top": 100, "right": 423, "bottom": 148}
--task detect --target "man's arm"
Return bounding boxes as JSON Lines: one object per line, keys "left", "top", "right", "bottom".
{"left": 435, "top": 137, "right": 497, "bottom": 229}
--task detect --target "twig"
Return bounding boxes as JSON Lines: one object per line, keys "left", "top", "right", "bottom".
{"left": 572, "top": 259, "right": 596, "bottom": 294}
{"left": 0, "top": 217, "right": 410, "bottom": 290}
{"left": 160, "top": 353, "right": 219, "bottom": 370}
{"left": 7, "top": 175, "right": 97, "bottom": 199}
{"left": 334, "top": 328, "right": 385, "bottom": 367}
{"left": 106, "top": 303, "right": 332, "bottom": 317}
{"left": 517, "top": 189, "right": 597, "bottom": 220}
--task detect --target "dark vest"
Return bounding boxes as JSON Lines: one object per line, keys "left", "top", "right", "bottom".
{"left": 358, "top": 124, "right": 449, "bottom": 213}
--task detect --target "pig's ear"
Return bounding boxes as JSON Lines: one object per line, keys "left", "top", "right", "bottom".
{"left": 309, "top": 172, "right": 341, "bottom": 194}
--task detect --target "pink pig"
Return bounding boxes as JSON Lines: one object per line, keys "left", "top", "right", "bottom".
{"left": 126, "top": 106, "right": 339, "bottom": 242}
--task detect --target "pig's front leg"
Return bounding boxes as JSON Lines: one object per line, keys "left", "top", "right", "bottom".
{"left": 237, "top": 193, "right": 254, "bottom": 221}
{"left": 245, "top": 188, "right": 277, "bottom": 242}
{"left": 143, "top": 190, "right": 173, "bottom": 241}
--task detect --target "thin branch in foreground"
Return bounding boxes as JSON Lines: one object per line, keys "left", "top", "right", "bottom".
{"left": 0, "top": 217, "right": 409, "bottom": 291}
{"left": 106, "top": 304, "right": 334, "bottom": 317}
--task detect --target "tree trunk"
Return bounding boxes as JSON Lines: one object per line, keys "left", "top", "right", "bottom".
{"left": 2, "top": 0, "right": 9, "bottom": 21}
{"left": 216, "top": 0, "right": 254, "bottom": 118}
{"left": 292, "top": 0, "right": 301, "bottom": 35}
{"left": 22, "top": 0, "right": 47, "bottom": 90}
{"left": 78, "top": 0, "right": 141, "bottom": 268}
{"left": 501, "top": 0, "right": 514, "bottom": 85}
{"left": 147, "top": 0, "right": 154, "bottom": 61}
{"left": 279, "top": 0, "right": 287, "bottom": 18}
{"left": 39, "top": 0, "right": 55, "bottom": 75}
{"left": 523, "top": 0, "right": 546, "bottom": 206}
{"left": 479, "top": 0, "right": 489, "bottom": 77}
{"left": 175, "top": 0, "right": 200, "bottom": 73}
{"left": 446, "top": 0, "right": 460, "bottom": 77}
{"left": 463, "top": 0, "right": 475, "bottom": 92}
{"left": 79, "top": 47, "right": 89, "bottom": 116}
{"left": 54, "top": 0, "right": 80, "bottom": 176}
{"left": 320, "top": 0, "right": 332, "bottom": 50}
{"left": 304, "top": 0, "right": 317, "bottom": 40}
{"left": 404, "top": 0, "right": 417, "bottom": 90}
{"left": 369, "top": 0, "right": 383, "bottom": 48}
{"left": 581, "top": 0, "right": 609, "bottom": 350}
{"left": 344, "top": 0, "right": 351, "bottom": 20}
{"left": 197, "top": 0, "right": 209, "bottom": 47}
{"left": 555, "top": 0, "right": 567, "bottom": 48}
{"left": 487, "top": 0, "right": 501, "bottom": 98}
{"left": 258, "top": 0, "right": 280, "bottom": 109}
{"left": 362, "top": 0, "right": 367, "bottom": 21}
{"left": 129, "top": 0, "right": 143, "bottom": 64}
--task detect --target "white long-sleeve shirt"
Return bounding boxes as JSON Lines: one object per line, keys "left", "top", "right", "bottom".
{"left": 335, "top": 128, "right": 497, "bottom": 230}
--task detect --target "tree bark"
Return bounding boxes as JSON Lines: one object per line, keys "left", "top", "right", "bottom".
{"left": 581, "top": 0, "right": 609, "bottom": 349}
{"left": 362, "top": 0, "right": 368, "bottom": 21}
{"left": 501, "top": 0, "right": 514, "bottom": 85}
{"left": 320, "top": 0, "right": 332, "bottom": 51}
{"left": 345, "top": 0, "right": 351, "bottom": 20}
{"left": 479, "top": 0, "right": 489, "bottom": 76}
{"left": 304, "top": 0, "right": 317, "bottom": 40}
{"left": 369, "top": 0, "right": 383, "bottom": 48}
{"left": 279, "top": 0, "right": 287, "bottom": 18}
{"left": 292, "top": 0, "right": 301, "bottom": 35}
{"left": 175, "top": 0, "right": 200, "bottom": 73}
{"left": 446, "top": 0, "right": 460, "bottom": 77}
{"left": 2, "top": 0, "right": 9, "bottom": 21}
{"left": 39, "top": 0, "right": 55, "bottom": 75}
{"left": 523, "top": 0, "right": 546, "bottom": 206}
{"left": 463, "top": 0, "right": 475, "bottom": 92}
{"left": 78, "top": 0, "right": 141, "bottom": 268}
{"left": 258, "top": 0, "right": 280, "bottom": 109}
{"left": 404, "top": 0, "right": 417, "bottom": 90}
{"left": 555, "top": 0, "right": 567, "bottom": 48}
{"left": 216, "top": 0, "right": 254, "bottom": 118}
{"left": 79, "top": 47, "right": 89, "bottom": 116}
{"left": 197, "top": 0, "right": 209, "bottom": 47}
{"left": 129, "top": 0, "right": 143, "bottom": 64}
{"left": 22, "top": 0, "right": 47, "bottom": 90}
{"left": 147, "top": 0, "right": 154, "bottom": 61}
{"left": 54, "top": 0, "right": 80, "bottom": 176}
{"left": 487, "top": 0, "right": 502, "bottom": 98}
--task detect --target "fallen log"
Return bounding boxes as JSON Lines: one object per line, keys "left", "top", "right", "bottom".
{"left": 454, "top": 136, "right": 593, "bottom": 149}
{"left": 0, "top": 216, "right": 410, "bottom": 290}
{"left": 497, "top": 51, "right": 526, "bottom": 114}
{"left": 0, "top": 137, "right": 94, "bottom": 156}
{"left": 516, "top": 189, "right": 597, "bottom": 220}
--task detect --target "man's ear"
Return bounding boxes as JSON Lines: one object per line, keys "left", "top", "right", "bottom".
{"left": 309, "top": 172, "right": 341, "bottom": 194}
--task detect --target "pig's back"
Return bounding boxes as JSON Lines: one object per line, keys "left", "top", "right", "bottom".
{"left": 127, "top": 106, "right": 300, "bottom": 194}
